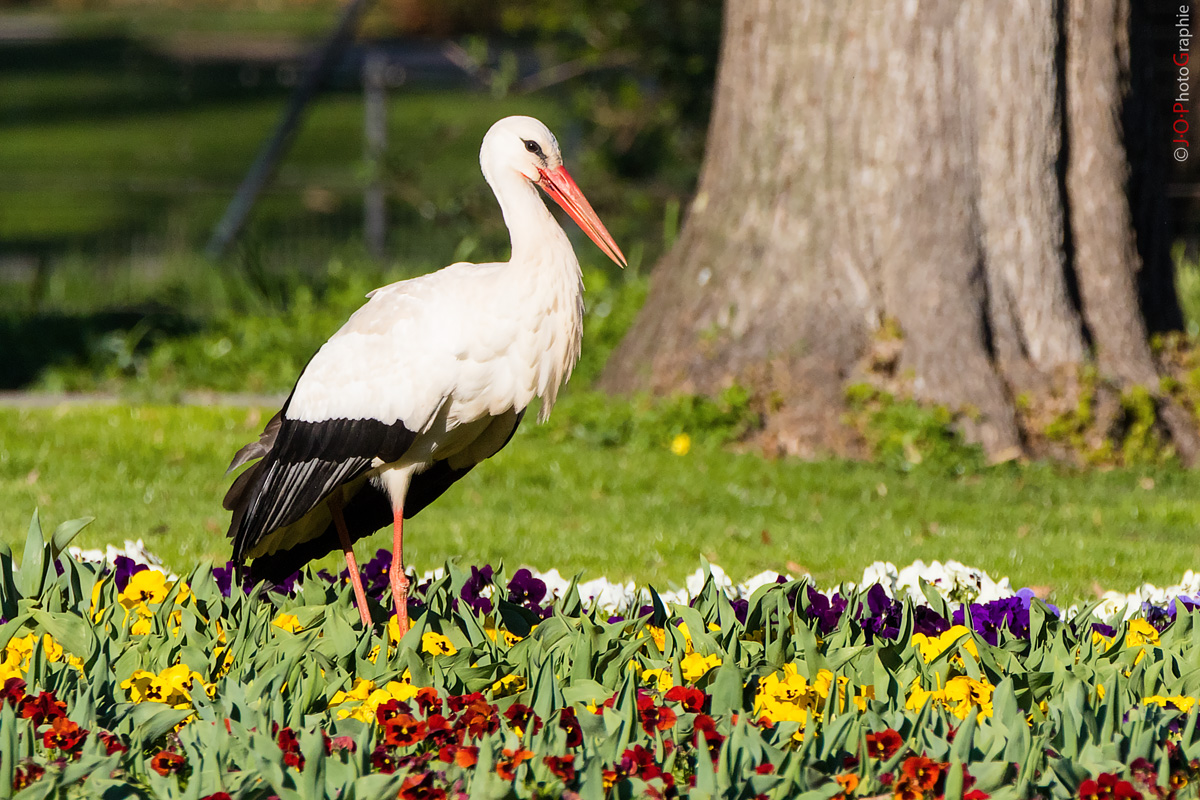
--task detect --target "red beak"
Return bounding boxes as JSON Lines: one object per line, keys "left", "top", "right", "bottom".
{"left": 536, "top": 165, "right": 627, "bottom": 268}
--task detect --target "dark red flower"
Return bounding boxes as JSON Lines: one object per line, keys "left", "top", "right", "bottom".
{"left": 415, "top": 687, "right": 443, "bottom": 715}
{"left": 901, "top": 755, "right": 943, "bottom": 791}
{"left": 866, "top": 728, "right": 903, "bottom": 759}
{"left": 495, "top": 748, "right": 534, "bottom": 781}
{"left": 558, "top": 707, "right": 583, "bottom": 747}
{"left": 99, "top": 731, "right": 128, "bottom": 755}
{"left": 42, "top": 717, "right": 87, "bottom": 752}
{"left": 664, "top": 685, "right": 706, "bottom": 713}
{"left": 637, "top": 696, "right": 677, "bottom": 734}
{"left": 19, "top": 691, "right": 65, "bottom": 725}
{"left": 201, "top": 794, "right": 233, "bottom": 800}
{"left": 893, "top": 775, "right": 924, "bottom": 800}
{"left": 458, "top": 698, "right": 500, "bottom": 740}
{"left": 150, "top": 750, "right": 186, "bottom": 776}
{"left": 12, "top": 763, "right": 45, "bottom": 791}
{"left": 382, "top": 714, "right": 427, "bottom": 747}
{"left": 693, "top": 714, "right": 724, "bottom": 760}
{"left": 276, "top": 727, "right": 300, "bottom": 751}
{"left": 399, "top": 771, "right": 446, "bottom": 800}
{"left": 621, "top": 745, "right": 662, "bottom": 780}
{"left": 371, "top": 745, "right": 399, "bottom": 774}
{"left": 964, "top": 791, "right": 990, "bottom": 800}
{"left": 0, "top": 678, "right": 26, "bottom": 707}
{"left": 1081, "top": 774, "right": 1143, "bottom": 800}
{"left": 374, "top": 699, "right": 409, "bottom": 724}
{"left": 545, "top": 754, "right": 576, "bottom": 782}
{"left": 275, "top": 727, "right": 304, "bottom": 769}
{"left": 423, "top": 713, "right": 454, "bottom": 746}
{"left": 446, "top": 692, "right": 486, "bottom": 714}
{"left": 755, "top": 763, "right": 775, "bottom": 775}
{"left": 504, "top": 703, "right": 542, "bottom": 735}
{"left": 1128, "top": 758, "right": 1155, "bottom": 782}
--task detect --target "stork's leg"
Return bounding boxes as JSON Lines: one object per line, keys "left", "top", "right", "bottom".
{"left": 390, "top": 507, "right": 410, "bottom": 637}
{"left": 329, "top": 493, "right": 371, "bottom": 626}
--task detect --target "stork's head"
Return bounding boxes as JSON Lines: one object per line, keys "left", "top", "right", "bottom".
{"left": 482, "top": 116, "right": 627, "bottom": 268}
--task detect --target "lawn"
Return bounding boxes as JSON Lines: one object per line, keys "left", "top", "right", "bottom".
{"left": 2, "top": 402, "right": 1198, "bottom": 604}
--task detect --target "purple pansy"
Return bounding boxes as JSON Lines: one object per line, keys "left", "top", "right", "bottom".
{"left": 113, "top": 556, "right": 148, "bottom": 593}
{"left": 360, "top": 549, "right": 393, "bottom": 600}
{"left": 953, "top": 596, "right": 1029, "bottom": 645}
{"left": 858, "top": 584, "right": 902, "bottom": 644}
{"left": 912, "top": 605, "right": 951, "bottom": 637}
{"left": 461, "top": 565, "right": 494, "bottom": 614}
{"left": 804, "top": 586, "right": 848, "bottom": 635}
{"left": 507, "top": 568, "right": 550, "bottom": 618}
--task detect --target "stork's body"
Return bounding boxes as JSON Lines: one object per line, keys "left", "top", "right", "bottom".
{"left": 225, "top": 116, "right": 625, "bottom": 632}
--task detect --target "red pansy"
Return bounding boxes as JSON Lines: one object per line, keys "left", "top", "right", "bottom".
{"left": 495, "top": 747, "right": 534, "bottom": 780}
{"left": 901, "top": 755, "right": 943, "bottom": 791}
{"left": 150, "top": 750, "right": 186, "bottom": 776}
{"left": 866, "top": 728, "right": 903, "bottom": 759}
{"left": 664, "top": 686, "right": 706, "bottom": 713}
{"left": 382, "top": 714, "right": 427, "bottom": 747}
{"left": 545, "top": 754, "right": 576, "bottom": 782}
{"left": 42, "top": 717, "right": 87, "bottom": 753}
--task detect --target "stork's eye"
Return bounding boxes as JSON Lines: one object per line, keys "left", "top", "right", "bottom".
{"left": 523, "top": 139, "right": 543, "bottom": 156}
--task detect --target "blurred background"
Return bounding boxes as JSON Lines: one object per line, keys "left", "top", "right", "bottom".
{"left": 0, "top": 0, "right": 719, "bottom": 396}
{"left": 6, "top": 0, "right": 1200, "bottom": 594}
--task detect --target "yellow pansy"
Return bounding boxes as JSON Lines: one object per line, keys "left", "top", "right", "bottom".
{"left": 492, "top": 674, "right": 526, "bottom": 697}
{"left": 754, "top": 664, "right": 823, "bottom": 726}
{"left": 484, "top": 627, "right": 525, "bottom": 647}
{"left": 641, "top": 668, "right": 674, "bottom": 692}
{"left": 90, "top": 578, "right": 107, "bottom": 621}
{"left": 1144, "top": 695, "right": 1197, "bottom": 713}
{"left": 120, "top": 664, "right": 209, "bottom": 711}
{"left": 852, "top": 685, "right": 876, "bottom": 711}
{"left": 912, "top": 625, "right": 978, "bottom": 663}
{"left": 272, "top": 613, "right": 303, "bottom": 633}
{"left": 907, "top": 675, "right": 994, "bottom": 721}
{"left": 681, "top": 652, "right": 721, "bottom": 682}
{"left": 670, "top": 434, "right": 691, "bottom": 456}
{"left": 1125, "top": 619, "right": 1161, "bottom": 664}
{"left": 329, "top": 678, "right": 418, "bottom": 721}
{"left": 1125, "top": 619, "right": 1160, "bottom": 648}
{"left": 421, "top": 632, "right": 457, "bottom": 656}
{"left": 119, "top": 570, "right": 171, "bottom": 609}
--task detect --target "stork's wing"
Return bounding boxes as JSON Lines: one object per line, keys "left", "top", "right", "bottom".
{"left": 227, "top": 408, "right": 417, "bottom": 562}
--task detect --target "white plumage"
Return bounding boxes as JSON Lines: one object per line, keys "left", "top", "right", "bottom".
{"left": 225, "top": 116, "right": 626, "bottom": 634}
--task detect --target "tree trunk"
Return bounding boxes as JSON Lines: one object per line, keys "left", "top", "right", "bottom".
{"left": 600, "top": 0, "right": 1195, "bottom": 464}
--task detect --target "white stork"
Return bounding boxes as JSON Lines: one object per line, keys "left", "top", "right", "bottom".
{"left": 224, "top": 115, "right": 626, "bottom": 634}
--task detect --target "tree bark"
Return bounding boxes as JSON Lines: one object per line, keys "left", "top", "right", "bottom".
{"left": 600, "top": 0, "right": 1195, "bottom": 464}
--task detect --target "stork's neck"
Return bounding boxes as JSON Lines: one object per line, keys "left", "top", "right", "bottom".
{"left": 486, "top": 168, "right": 577, "bottom": 270}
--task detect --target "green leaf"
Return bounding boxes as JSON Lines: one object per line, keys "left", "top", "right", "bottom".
{"left": 49, "top": 517, "right": 93, "bottom": 562}
{"left": 17, "top": 509, "right": 45, "bottom": 600}
{"left": 119, "top": 703, "right": 196, "bottom": 744}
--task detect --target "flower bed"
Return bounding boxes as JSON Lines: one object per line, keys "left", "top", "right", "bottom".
{"left": 3, "top": 513, "right": 1200, "bottom": 799}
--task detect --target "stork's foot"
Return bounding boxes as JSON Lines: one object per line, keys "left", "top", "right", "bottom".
{"left": 391, "top": 567, "right": 410, "bottom": 638}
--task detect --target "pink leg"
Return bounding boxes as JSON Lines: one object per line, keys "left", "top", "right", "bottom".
{"left": 391, "top": 508, "right": 410, "bottom": 637}
{"left": 329, "top": 493, "right": 371, "bottom": 626}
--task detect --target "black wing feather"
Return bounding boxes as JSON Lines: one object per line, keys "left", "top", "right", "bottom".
{"left": 247, "top": 410, "right": 525, "bottom": 581}
{"left": 227, "top": 411, "right": 417, "bottom": 562}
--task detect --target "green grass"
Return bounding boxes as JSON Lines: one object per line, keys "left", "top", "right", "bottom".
{"left": 2, "top": 402, "right": 1199, "bottom": 604}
